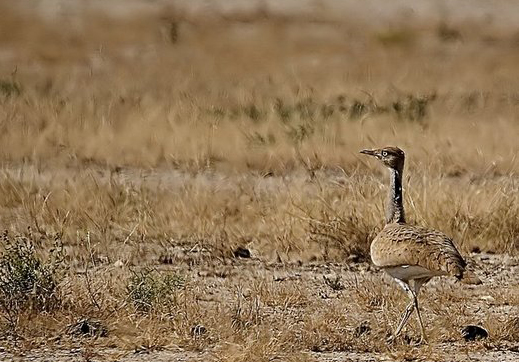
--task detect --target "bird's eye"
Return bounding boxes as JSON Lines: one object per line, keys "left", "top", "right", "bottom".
{"left": 382, "top": 151, "right": 388, "bottom": 157}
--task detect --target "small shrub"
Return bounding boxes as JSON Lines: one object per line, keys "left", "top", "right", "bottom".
{"left": 437, "top": 22, "right": 462, "bottom": 42}
{"left": 349, "top": 100, "right": 367, "bottom": 119}
{"left": 243, "top": 104, "right": 265, "bottom": 123}
{"left": 274, "top": 98, "right": 292, "bottom": 123}
{"left": 0, "top": 231, "right": 64, "bottom": 326}
{"left": 285, "top": 122, "right": 315, "bottom": 144}
{"left": 213, "top": 107, "right": 226, "bottom": 118}
{"left": 245, "top": 131, "right": 276, "bottom": 147}
{"left": 127, "top": 268, "right": 185, "bottom": 312}
{"left": 392, "top": 94, "right": 436, "bottom": 123}
{"left": 375, "top": 29, "right": 415, "bottom": 46}
{"left": 320, "top": 103, "right": 335, "bottom": 119}
{"left": 295, "top": 98, "right": 316, "bottom": 120}
{"left": 0, "top": 80, "right": 22, "bottom": 97}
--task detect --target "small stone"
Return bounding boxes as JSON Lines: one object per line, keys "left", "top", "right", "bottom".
{"left": 241, "top": 289, "right": 251, "bottom": 299}
{"left": 273, "top": 274, "right": 287, "bottom": 282}
{"left": 197, "top": 270, "right": 207, "bottom": 278}
{"left": 347, "top": 254, "right": 363, "bottom": 263}
{"left": 67, "top": 319, "right": 108, "bottom": 338}
{"left": 480, "top": 295, "right": 495, "bottom": 302}
{"left": 114, "top": 260, "right": 124, "bottom": 268}
{"left": 233, "top": 246, "right": 251, "bottom": 258}
{"left": 461, "top": 325, "right": 488, "bottom": 341}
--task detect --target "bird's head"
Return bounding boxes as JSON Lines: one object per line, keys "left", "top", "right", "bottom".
{"left": 360, "top": 146, "right": 405, "bottom": 171}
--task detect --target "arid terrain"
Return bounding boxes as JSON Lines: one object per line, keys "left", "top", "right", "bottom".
{"left": 0, "top": 1, "right": 519, "bottom": 361}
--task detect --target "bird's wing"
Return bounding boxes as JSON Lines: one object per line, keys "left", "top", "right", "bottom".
{"left": 370, "top": 223, "right": 466, "bottom": 278}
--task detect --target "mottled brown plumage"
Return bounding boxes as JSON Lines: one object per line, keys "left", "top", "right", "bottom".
{"left": 360, "top": 146, "right": 480, "bottom": 344}
{"left": 371, "top": 223, "right": 466, "bottom": 279}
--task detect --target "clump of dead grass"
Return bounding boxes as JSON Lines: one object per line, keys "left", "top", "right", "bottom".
{"left": 307, "top": 211, "right": 374, "bottom": 262}
{"left": 501, "top": 317, "right": 519, "bottom": 342}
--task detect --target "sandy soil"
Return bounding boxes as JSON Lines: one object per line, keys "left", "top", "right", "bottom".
{"left": 3, "top": 348, "right": 519, "bottom": 362}
{"left": 0, "top": 250, "right": 517, "bottom": 361}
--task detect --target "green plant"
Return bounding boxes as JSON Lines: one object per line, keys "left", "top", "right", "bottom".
{"left": 285, "top": 122, "right": 315, "bottom": 144}
{"left": 243, "top": 104, "right": 265, "bottom": 123}
{"left": 0, "top": 80, "right": 21, "bottom": 97}
{"left": 0, "top": 231, "right": 64, "bottom": 327}
{"left": 127, "top": 268, "right": 185, "bottom": 312}
{"left": 392, "top": 94, "right": 435, "bottom": 123}
{"left": 274, "top": 98, "right": 292, "bottom": 123}
{"left": 349, "top": 100, "right": 368, "bottom": 119}
{"left": 375, "top": 28, "right": 415, "bottom": 46}
{"left": 437, "top": 22, "right": 462, "bottom": 42}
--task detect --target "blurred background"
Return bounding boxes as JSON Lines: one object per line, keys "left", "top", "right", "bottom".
{"left": 0, "top": 0, "right": 519, "bottom": 174}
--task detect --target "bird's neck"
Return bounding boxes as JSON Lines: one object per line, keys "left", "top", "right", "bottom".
{"left": 386, "top": 167, "right": 405, "bottom": 224}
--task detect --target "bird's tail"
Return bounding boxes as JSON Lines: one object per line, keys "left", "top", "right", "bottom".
{"left": 458, "top": 270, "right": 482, "bottom": 285}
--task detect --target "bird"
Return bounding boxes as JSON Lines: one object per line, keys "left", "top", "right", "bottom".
{"left": 360, "top": 146, "right": 481, "bottom": 344}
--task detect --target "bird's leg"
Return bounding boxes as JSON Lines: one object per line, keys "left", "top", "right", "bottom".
{"left": 392, "top": 300, "right": 415, "bottom": 339}
{"left": 388, "top": 280, "right": 416, "bottom": 343}
{"left": 412, "top": 278, "right": 430, "bottom": 344}
{"left": 413, "top": 295, "right": 427, "bottom": 344}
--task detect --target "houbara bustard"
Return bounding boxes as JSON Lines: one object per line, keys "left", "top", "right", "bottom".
{"left": 360, "top": 146, "right": 481, "bottom": 344}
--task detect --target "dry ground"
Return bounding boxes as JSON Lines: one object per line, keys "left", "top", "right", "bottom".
{"left": 0, "top": 1, "right": 519, "bottom": 361}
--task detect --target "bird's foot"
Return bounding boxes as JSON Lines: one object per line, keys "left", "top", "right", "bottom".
{"left": 417, "top": 335, "right": 429, "bottom": 345}
{"left": 389, "top": 334, "right": 428, "bottom": 346}
{"left": 386, "top": 334, "right": 397, "bottom": 345}
{"left": 408, "top": 335, "right": 428, "bottom": 346}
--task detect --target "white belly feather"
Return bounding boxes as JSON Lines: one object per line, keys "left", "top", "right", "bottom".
{"left": 383, "top": 265, "right": 446, "bottom": 281}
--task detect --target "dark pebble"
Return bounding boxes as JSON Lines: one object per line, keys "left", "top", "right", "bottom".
{"left": 461, "top": 325, "right": 488, "bottom": 341}
{"left": 233, "top": 246, "right": 251, "bottom": 258}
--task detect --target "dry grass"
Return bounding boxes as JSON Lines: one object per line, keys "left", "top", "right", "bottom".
{"left": 0, "top": 2, "right": 518, "bottom": 361}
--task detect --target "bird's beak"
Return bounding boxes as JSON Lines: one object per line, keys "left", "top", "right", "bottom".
{"left": 359, "top": 149, "right": 377, "bottom": 156}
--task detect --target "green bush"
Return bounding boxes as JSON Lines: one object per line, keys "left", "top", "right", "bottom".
{"left": 0, "top": 80, "right": 21, "bottom": 97}
{"left": 0, "top": 231, "right": 64, "bottom": 326}
{"left": 127, "top": 268, "right": 185, "bottom": 313}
